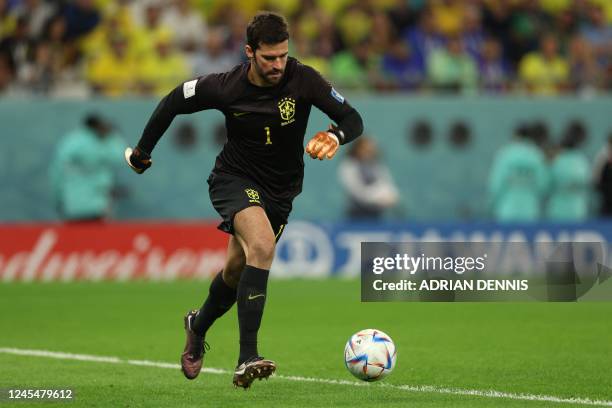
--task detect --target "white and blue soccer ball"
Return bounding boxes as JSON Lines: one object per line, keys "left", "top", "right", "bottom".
{"left": 344, "top": 329, "right": 397, "bottom": 381}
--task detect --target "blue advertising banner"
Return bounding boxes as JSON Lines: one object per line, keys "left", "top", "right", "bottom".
{"left": 271, "top": 221, "right": 612, "bottom": 278}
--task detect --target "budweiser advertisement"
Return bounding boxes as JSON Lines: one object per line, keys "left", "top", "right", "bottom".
{"left": 0, "top": 223, "right": 228, "bottom": 282}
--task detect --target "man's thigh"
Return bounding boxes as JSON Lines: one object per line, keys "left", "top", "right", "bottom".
{"left": 208, "top": 172, "right": 290, "bottom": 242}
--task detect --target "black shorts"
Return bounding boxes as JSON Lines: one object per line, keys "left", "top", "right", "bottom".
{"left": 207, "top": 172, "right": 291, "bottom": 242}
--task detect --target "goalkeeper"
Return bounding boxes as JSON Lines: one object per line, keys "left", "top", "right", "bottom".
{"left": 125, "top": 11, "right": 363, "bottom": 389}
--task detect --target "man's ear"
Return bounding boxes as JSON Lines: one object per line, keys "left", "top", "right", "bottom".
{"left": 245, "top": 44, "right": 254, "bottom": 60}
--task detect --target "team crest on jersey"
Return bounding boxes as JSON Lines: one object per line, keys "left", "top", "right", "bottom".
{"left": 278, "top": 97, "right": 296, "bottom": 126}
{"left": 245, "top": 188, "right": 260, "bottom": 203}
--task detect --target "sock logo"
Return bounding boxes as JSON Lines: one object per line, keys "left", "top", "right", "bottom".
{"left": 247, "top": 293, "right": 265, "bottom": 300}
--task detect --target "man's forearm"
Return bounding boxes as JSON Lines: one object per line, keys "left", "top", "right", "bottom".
{"left": 331, "top": 108, "right": 364, "bottom": 145}
{"left": 136, "top": 91, "right": 180, "bottom": 155}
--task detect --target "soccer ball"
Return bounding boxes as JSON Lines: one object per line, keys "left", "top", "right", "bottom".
{"left": 344, "top": 329, "right": 396, "bottom": 381}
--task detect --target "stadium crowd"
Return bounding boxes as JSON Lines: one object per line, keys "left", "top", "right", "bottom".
{"left": 0, "top": 0, "right": 611, "bottom": 98}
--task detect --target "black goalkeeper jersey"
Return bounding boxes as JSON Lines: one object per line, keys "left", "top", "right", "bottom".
{"left": 137, "top": 57, "right": 360, "bottom": 203}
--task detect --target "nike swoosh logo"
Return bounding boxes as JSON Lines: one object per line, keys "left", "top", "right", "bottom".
{"left": 233, "top": 112, "right": 250, "bottom": 117}
{"left": 248, "top": 293, "right": 265, "bottom": 300}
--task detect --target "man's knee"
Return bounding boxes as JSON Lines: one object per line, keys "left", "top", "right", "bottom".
{"left": 246, "top": 236, "right": 276, "bottom": 265}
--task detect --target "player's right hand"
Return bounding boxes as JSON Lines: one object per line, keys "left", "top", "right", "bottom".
{"left": 124, "top": 146, "right": 152, "bottom": 174}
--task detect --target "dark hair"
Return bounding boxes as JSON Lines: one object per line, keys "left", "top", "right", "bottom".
{"left": 530, "top": 120, "right": 550, "bottom": 147}
{"left": 84, "top": 113, "right": 112, "bottom": 135}
{"left": 561, "top": 119, "right": 587, "bottom": 149}
{"left": 246, "top": 11, "right": 289, "bottom": 51}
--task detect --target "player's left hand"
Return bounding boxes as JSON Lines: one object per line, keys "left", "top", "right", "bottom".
{"left": 305, "top": 131, "right": 339, "bottom": 160}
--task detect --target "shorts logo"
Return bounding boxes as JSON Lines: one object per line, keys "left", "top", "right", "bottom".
{"left": 245, "top": 188, "right": 260, "bottom": 203}
{"left": 278, "top": 97, "right": 296, "bottom": 126}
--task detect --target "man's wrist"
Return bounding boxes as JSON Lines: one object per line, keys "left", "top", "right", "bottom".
{"left": 326, "top": 132, "right": 339, "bottom": 146}
{"left": 134, "top": 145, "right": 151, "bottom": 159}
{"left": 328, "top": 126, "right": 345, "bottom": 145}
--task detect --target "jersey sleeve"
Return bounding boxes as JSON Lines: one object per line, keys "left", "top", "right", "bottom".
{"left": 303, "top": 65, "right": 352, "bottom": 122}
{"left": 302, "top": 65, "right": 363, "bottom": 144}
{"left": 136, "top": 74, "right": 226, "bottom": 154}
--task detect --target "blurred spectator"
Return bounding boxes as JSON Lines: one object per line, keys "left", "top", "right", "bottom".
{"left": 86, "top": 33, "right": 139, "bottom": 97}
{"left": 81, "top": 5, "right": 138, "bottom": 60}
{"left": 380, "top": 35, "right": 425, "bottom": 91}
{"left": 336, "top": 2, "right": 372, "bottom": 48}
{"left": 582, "top": 3, "right": 612, "bottom": 88}
{"left": 593, "top": 133, "right": 612, "bottom": 217}
{"left": 312, "top": 13, "right": 344, "bottom": 59}
{"left": 330, "top": 39, "right": 378, "bottom": 90}
{"left": 488, "top": 124, "right": 549, "bottom": 222}
{"left": 38, "top": 14, "right": 87, "bottom": 98}
{"left": 567, "top": 34, "right": 600, "bottom": 94}
{"left": 138, "top": 29, "right": 190, "bottom": 97}
{"left": 482, "top": 0, "right": 512, "bottom": 58}
{"left": 223, "top": 8, "right": 249, "bottom": 57}
{"left": 506, "top": 2, "right": 548, "bottom": 67}
{"left": 50, "top": 113, "right": 125, "bottom": 222}
{"left": 293, "top": 2, "right": 344, "bottom": 59}
{"left": 386, "top": 0, "right": 419, "bottom": 35}
{"left": 293, "top": 31, "right": 330, "bottom": 77}
{"left": 427, "top": 35, "right": 478, "bottom": 94}
{"left": 0, "top": 0, "right": 16, "bottom": 39}
{"left": 369, "top": 11, "right": 394, "bottom": 55}
{"left": 0, "top": 0, "right": 610, "bottom": 96}
{"left": 12, "top": 0, "right": 56, "bottom": 39}
{"left": 60, "top": 0, "right": 101, "bottom": 41}
{"left": 0, "top": 52, "right": 13, "bottom": 94}
{"left": 191, "top": 26, "right": 239, "bottom": 76}
{"left": 19, "top": 40, "right": 54, "bottom": 94}
{"left": 131, "top": 1, "right": 171, "bottom": 58}
{"left": 461, "top": 3, "right": 485, "bottom": 62}
{"left": 479, "top": 36, "right": 511, "bottom": 93}
{"left": 581, "top": 4, "right": 612, "bottom": 69}
{"left": 530, "top": 120, "right": 554, "bottom": 158}
{"left": 546, "top": 121, "right": 591, "bottom": 221}
{"left": 430, "top": 0, "right": 465, "bottom": 37}
{"left": 0, "top": 15, "right": 34, "bottom": 80}
{"left": 338, "top": 137, "right": 399, "bottom": 220}
{"left": 519, "top": 33, "right": 569, "bottom": 95}
{"left": 161, "top": 0, "right": 208, "bottom": 53}
{"left": 403, "top": 6, "right": 444, "bottom": 71}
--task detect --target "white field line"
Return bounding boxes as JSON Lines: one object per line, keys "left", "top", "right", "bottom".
{"left": 1, "top": 347, "right": 611, "bottom": 407}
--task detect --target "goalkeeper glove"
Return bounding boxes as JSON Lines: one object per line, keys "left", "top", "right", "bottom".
{"left": 124, "top": 146, "right": 152, "bottom": 174}
{"left": 305, "top": 127, "right": 340, "bottom": 160}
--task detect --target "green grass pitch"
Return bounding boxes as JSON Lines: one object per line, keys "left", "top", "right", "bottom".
{"left": 0, "top": 279, "right": 611, "bottom": 407}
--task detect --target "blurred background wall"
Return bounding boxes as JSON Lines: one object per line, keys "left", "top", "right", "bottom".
{"left": 1, "top": 97, "right": 611, "bottom": 222}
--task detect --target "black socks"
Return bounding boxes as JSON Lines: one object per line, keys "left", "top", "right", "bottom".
{"left": 236, "top": 265, "right": 270, "bottom": 365}
{"left": 192, "top": 271, "right": 237, "bottom": 337}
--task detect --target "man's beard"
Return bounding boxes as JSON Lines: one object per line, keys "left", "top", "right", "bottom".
{"left": 255, "top": 61, "right": 283, "bottom": 84}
